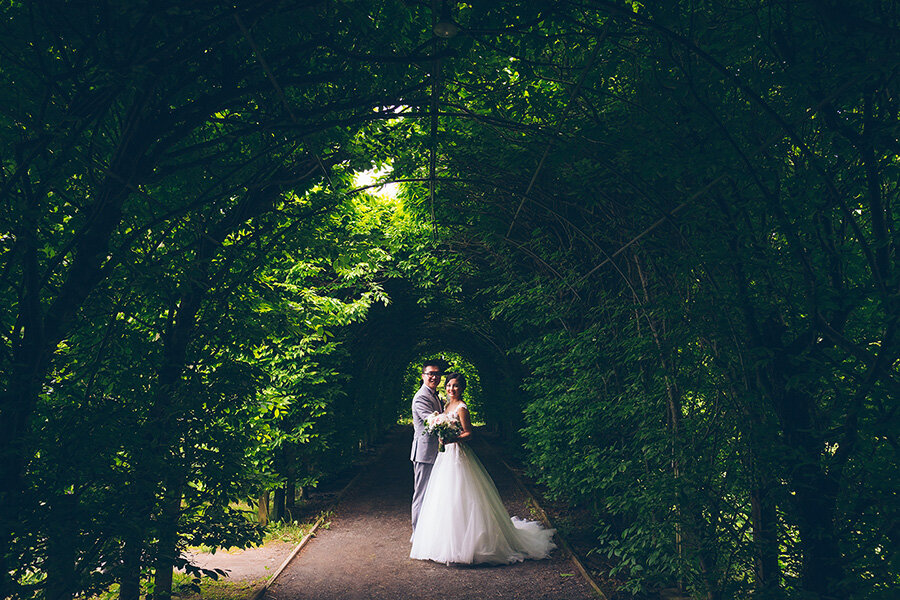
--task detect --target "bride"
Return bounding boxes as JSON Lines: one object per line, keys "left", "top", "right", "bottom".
{"left": 409, "top": 372, "right": 557, "bottom": 565}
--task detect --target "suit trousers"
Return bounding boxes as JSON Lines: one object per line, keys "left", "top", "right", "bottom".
{"left": 411, "top": 460, "right": 435, "bottom": 530}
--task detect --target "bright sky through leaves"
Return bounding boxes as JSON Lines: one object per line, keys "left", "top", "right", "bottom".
{"left": 354, "top": 166, "right": 400, "bottom": 201}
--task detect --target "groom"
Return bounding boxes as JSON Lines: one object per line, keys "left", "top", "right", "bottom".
{"left": 410, "top": 359, "right": 444, "bottom": 531}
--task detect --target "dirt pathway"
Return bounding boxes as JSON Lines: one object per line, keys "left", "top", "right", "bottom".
{"left": 264, "top": 426, "right": 596, "bottom": 600}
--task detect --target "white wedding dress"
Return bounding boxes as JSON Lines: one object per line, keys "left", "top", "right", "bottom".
{"left": 409, "top": 403, "right": 557, "bottom": 565}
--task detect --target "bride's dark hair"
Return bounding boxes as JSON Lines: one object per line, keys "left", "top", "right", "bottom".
{"left": 445, "top": 372, "right": 466, "bottom": 394}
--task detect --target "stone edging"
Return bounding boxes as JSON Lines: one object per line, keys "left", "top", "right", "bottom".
{"left": 247, "top": 447, "right": 378, "bottom": 600}
{"left": 250, "top": 431, "right": 608, "bottom": 600}
{"left": 489, "top": 447, "right": 608, "bottom": 600}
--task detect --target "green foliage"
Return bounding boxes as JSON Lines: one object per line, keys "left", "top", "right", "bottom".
{"left": 1, "top": 1, "right": 897, "bottom": 600}
{"left": 387, "top": 1, "right": 899, "bottom": 597}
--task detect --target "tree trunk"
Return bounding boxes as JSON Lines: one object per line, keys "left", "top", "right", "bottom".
{"left": 774, "top": 383, "right": 844, "bottom": 598}
{"left": 273, "top": 486, "right": 286, "bottom": 523}
{"left": 258, "top": 492, "right": 269, "bottom": 526}
{"left": 792, "top": 456, "right": 842, "bottom": 598}
{"left": 1, "top": 128, "right": 144, "bottom": 599}
{"left": 750, "top": 479, "right": 781, "bottom": 598}
{"left": 0, "top": 385, "right": 38, "bottom": 599}
{"left": 285, "top": 477, "right": 296, "bottom": 521}
{"left": 44, "top": 494, "right": 77, "bottom": 600}
{"left": 0, "top": 346, "right": 51, "bottom": 599}
{"left": 118, "top": 531, "right": 143, "bottom": 600}
{"left": 152, "top": 477, "right": 184, "bottom": 600}
{"left": 743, "top": 386, "right": 782, "bottom": 598}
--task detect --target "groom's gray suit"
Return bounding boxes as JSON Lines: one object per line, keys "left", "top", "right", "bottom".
{"left": 410, "top": 382, "right": 442, "bottom": 529}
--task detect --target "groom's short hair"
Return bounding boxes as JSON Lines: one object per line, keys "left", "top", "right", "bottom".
{"left": 422, "top": 359, "right": 443, "bottom": 373}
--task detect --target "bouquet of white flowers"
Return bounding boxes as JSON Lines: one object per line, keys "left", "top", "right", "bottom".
{"left": 423, "top": 411, "right": 461, "bottom": 452}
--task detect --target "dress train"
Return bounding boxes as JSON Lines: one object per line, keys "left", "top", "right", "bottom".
{"left": 410, "top": 437, "right": 556, "bottom": 565}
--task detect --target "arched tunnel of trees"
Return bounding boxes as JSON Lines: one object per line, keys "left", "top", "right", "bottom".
{"left": 345, "top": 277, "right": 524, "bottom": 441}
{"left": 0, "top": 2, "right": 897, "bottom": 599}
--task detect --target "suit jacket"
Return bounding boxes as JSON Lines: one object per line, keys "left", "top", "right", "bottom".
{"left": 410, "top": 383, "right": 443, "bottom": 464}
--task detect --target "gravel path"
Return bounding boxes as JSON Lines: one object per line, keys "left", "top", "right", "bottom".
{"left": 264, "top": 427, "right": 596, "bottom": 600}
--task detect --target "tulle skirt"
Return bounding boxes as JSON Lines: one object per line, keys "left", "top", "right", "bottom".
{"left": 410, "top": 442, "right": 556, "bottom": 565}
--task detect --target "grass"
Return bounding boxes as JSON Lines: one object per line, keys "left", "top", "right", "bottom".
{"left": 172, "top": 571, "right": 267, "bottom": 600}
{"left": 172, "top": 511, "right": 332, "bottom": 600}
{"left": 262, "top": 510, "right": 332, "bottom": 545}
{"left": 85, "top": 512, "right": 331, "bottom": 600}
{"left": 171, "top": 514, "right": 331, "bottom": 599}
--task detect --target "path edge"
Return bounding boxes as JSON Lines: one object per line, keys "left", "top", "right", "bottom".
{"left": 248, "top": 437, "right": 389, "bottom": 600}
{"left": 488, "top": 443, "right": 608, "bottom": 600}
{"left": 249, "top": 429, "right": 608, "bottom": 600}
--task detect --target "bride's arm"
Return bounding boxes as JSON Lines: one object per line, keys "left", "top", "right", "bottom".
{"left": 451, "top": 405, "right": 473, "bottom": 443}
